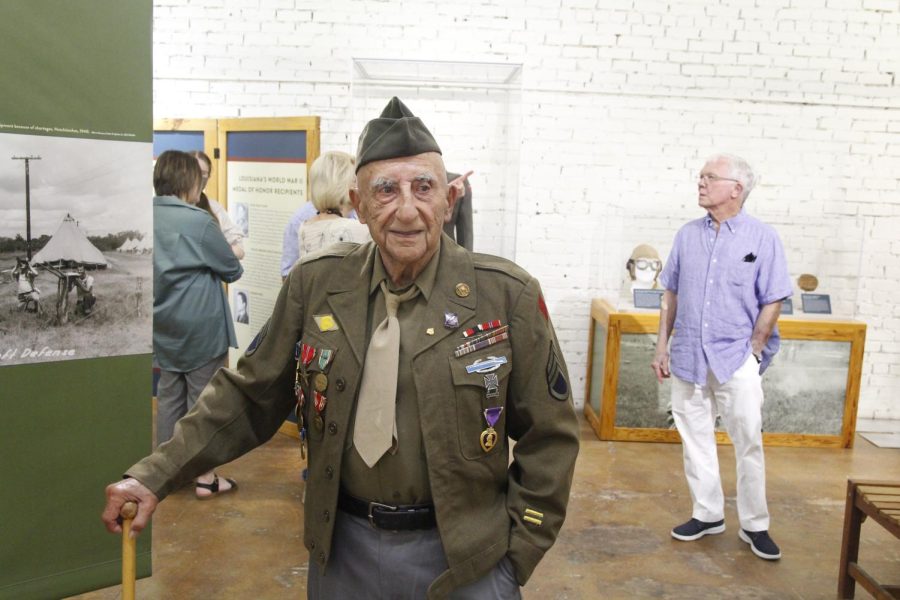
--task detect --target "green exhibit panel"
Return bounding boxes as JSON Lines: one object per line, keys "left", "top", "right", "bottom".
{"left": 0, "top": 356, "right": 153, "bottom": 599}
{"left": 0, "top": 1, "right": 154, "bottom": 598}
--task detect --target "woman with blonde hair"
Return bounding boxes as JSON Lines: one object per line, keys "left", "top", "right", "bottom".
{"left": 296, "top": 151, "right": 370, "bottom": 258}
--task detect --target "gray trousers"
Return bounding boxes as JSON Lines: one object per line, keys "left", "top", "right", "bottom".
{"left": 155, "top": 353, "right": 226, "bottom": 446}
{"left": 308, "top": 511, "right": 521, "bottom": 600}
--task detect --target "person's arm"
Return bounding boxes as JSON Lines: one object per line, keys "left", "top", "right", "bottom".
{"left": 504, "top": 278, "right": 579, "bottom": 585}
{"left": 651, "top": 290, "right": 677, "bottom": 383}
{"left": 209, "top": 199, "right": 245, "bottom": 259}
{"left": 750, "top": 301, "right": 781, "bottom": 361}
{"left": 456, "top": 179, "right": 473, "bottom": 251}
{"left": 281, "top": 212, "right": 303, "bottom": 279}
{"left": 201, "top": 221, "right": 243, "bottom": 283}
{"left": 101, "top": 266, "right": 307, "bottom": 532}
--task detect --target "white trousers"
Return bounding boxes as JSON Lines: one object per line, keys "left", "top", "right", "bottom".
{"left": 671, "top": 355, "right": 770, "bottom": 532}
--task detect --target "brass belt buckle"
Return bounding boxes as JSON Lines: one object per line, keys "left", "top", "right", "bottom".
{"left": 367, "top": 501, "right": 397, "bottom": 528}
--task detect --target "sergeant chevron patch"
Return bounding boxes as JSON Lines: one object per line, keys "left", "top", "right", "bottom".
{"left": 546, "top": 343, "right": 569, "bottom": 401}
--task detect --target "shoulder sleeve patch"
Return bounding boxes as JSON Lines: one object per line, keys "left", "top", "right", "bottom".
{"left": 245, "top": 319, "right": 270, "bottom": 357}
{"left": 537, "top": 293, "right": 549, "bottom": 322}
{"left": 546, "top": 343, "right": 569, "bottom": 401}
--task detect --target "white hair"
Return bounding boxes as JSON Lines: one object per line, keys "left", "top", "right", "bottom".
{"left": 707, "top": 153, "right": 758, "bottom": 202}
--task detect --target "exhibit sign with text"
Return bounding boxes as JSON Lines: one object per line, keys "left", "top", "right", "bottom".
{"left": 0, "top": 2, "right": 153, "bottom": 598}
{"left": 224, "top": 130, "right": 309, "bottom": 361}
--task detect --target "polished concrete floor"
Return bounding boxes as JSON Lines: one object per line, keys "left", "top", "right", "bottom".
{"left": 70, "top": 417, "right": 900, "bottom": 599}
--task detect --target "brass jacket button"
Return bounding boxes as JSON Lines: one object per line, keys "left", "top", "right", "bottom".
{"left": 335, "top": 378, "right": 346, "bottom": 391}
{"left": 325, "top": 466, "right": 334, "bottom": 479}
{"left": 328, "top": 421, "right": 338, "bottom": 435}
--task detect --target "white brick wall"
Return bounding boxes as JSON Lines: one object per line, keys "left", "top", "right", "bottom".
{"left": 153, "top": 0, "right": 900, "bottom": 420}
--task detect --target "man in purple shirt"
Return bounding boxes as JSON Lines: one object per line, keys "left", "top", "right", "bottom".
{"left": 651, "top": 154, "right": 792, "bottom": 561}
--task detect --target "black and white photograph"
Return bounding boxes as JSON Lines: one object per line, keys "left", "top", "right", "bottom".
{"left": 233, "top": 201, "right": 249, "bottom": 237}
{"left": 233, "top": 289, "right": 249, "bottom": 324}
{"left": 0, "top": 133, "right": 152, "bottom": 366}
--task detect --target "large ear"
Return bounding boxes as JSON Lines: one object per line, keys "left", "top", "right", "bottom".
{"left": 443, "top": 182, "right": 460, "bottom": 224}
{"left": 350, "top": 188, "right": 367, "bottom": 224}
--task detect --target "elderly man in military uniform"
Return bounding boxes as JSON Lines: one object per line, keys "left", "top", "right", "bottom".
{"left": 102, "top": 97, "right": 580, "bottom": 599}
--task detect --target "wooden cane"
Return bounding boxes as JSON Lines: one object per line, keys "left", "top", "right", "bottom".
{"left": 121, "top": 501, "right": 138, "bottom": 600}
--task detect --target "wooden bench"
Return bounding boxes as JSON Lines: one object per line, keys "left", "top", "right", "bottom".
{"left": 838, "top": 479, "right": 900, "bottom": 599}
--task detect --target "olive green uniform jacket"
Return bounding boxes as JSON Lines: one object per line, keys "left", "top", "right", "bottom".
{"left": 128, "top": 235, "right": 580, "bottom": 599}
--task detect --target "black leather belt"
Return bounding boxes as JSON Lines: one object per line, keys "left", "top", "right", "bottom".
{"left": 338, "top": 491, "right": 437, "bottom": 531}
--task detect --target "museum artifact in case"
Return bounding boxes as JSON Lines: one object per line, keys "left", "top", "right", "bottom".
{"left": 584, "top": 298, "right": 866, "bottom": 448}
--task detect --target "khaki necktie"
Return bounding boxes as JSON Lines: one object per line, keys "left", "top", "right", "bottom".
{"left": 354, "top": 281, "right": 419, "bottom": 468}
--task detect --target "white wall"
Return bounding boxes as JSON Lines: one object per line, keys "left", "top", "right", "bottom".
{"left": 153, "top": 0, "right": 900, "bottom": 419}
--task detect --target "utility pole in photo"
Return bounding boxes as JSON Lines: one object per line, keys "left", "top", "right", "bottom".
{"left": 12, "top": 155, "right": 42, "bottom": 261}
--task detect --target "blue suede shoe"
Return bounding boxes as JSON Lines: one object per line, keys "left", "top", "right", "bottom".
{"left": 739, "top": 529, "right": 782, "bottom": 560}
{"left": 671, "top": 518, "right": 726, "bottom": 541}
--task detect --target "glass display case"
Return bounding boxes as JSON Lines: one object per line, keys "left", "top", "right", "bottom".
{"left": 591, "top": 203, "right": 866, "bottom": 320}
{"left": 584, "top": 298, "right": 867, "bottom": 448}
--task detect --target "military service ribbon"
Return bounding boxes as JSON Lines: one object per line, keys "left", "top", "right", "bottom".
{"left": 462, "top": 319, "right": 502, "bottom": 338}
{"left": 318, "top": 348, "right": 334, "bottom": 371}
{"left": 314, "top": 390, "right": 327, "bottom": 413}
{"left": 454, "top": 325, "right": 510, "bottom": 358}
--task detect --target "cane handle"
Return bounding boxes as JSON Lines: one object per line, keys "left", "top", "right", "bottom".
{"left": 121, "top": 501, "right": 138, "bottom": 520}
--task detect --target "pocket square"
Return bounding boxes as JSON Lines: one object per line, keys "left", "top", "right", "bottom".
{"left": 743, "top": 253, "right": 757, "bottom": 263}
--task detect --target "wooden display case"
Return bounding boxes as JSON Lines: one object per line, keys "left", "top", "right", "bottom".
{"left": 583, "top": 298, "right": 867, "bottom": 448}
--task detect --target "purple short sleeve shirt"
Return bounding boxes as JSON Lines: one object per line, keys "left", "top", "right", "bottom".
{"left": 659, "top": 210, "right": 793, "bottom": 385}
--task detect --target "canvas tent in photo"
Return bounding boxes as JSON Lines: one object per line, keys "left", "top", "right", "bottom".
{"left": 32, "top": 213, "right": 108, "bottom": 269}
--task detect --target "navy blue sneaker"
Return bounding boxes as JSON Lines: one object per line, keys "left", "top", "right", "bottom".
{"left": 671, "top": 518, "right": 726, "bottom": 541}
{"left": 739, "top": 529, "right": 781, "bottom": 560}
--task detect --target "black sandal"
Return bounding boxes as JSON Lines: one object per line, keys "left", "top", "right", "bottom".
{"left": 195, "top": 475, "right": 238, "bottom": 500}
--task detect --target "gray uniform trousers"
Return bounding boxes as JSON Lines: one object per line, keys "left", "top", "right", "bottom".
{"left": 308, "top": 511, "right": 521, "bottom": 599}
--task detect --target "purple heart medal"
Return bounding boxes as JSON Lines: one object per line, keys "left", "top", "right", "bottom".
{"left": 480, "top": 406, "right": 504, "bottom": 452}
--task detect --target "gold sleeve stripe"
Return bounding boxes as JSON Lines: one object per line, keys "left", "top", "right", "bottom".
{"left": 523, "top": 515, "right": 543, "bottom": 526}
{"left": 524, "top": 508, "right": 544, "bottom": 518}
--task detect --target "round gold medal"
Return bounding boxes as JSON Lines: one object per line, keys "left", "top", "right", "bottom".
{"left": 314, "top": 373, "right": 328, "bottom": 392}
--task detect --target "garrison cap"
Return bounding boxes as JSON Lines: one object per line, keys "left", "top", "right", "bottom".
{"left": 355, "top": 97, "right": 442, "bottom": 172}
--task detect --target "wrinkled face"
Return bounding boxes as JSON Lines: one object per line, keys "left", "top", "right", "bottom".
{"left": 352, "top": 153, "right": 457, "bottom": 277}
{"left": 698, "top": 158, "right": 742, "bottom": 213}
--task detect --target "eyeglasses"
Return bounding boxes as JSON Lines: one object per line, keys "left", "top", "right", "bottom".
{"left": 698, "top": 173, "right": 740, "bottom": 184}
{"left": 628, "top": 258, "right": 661, "bottom": 270}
